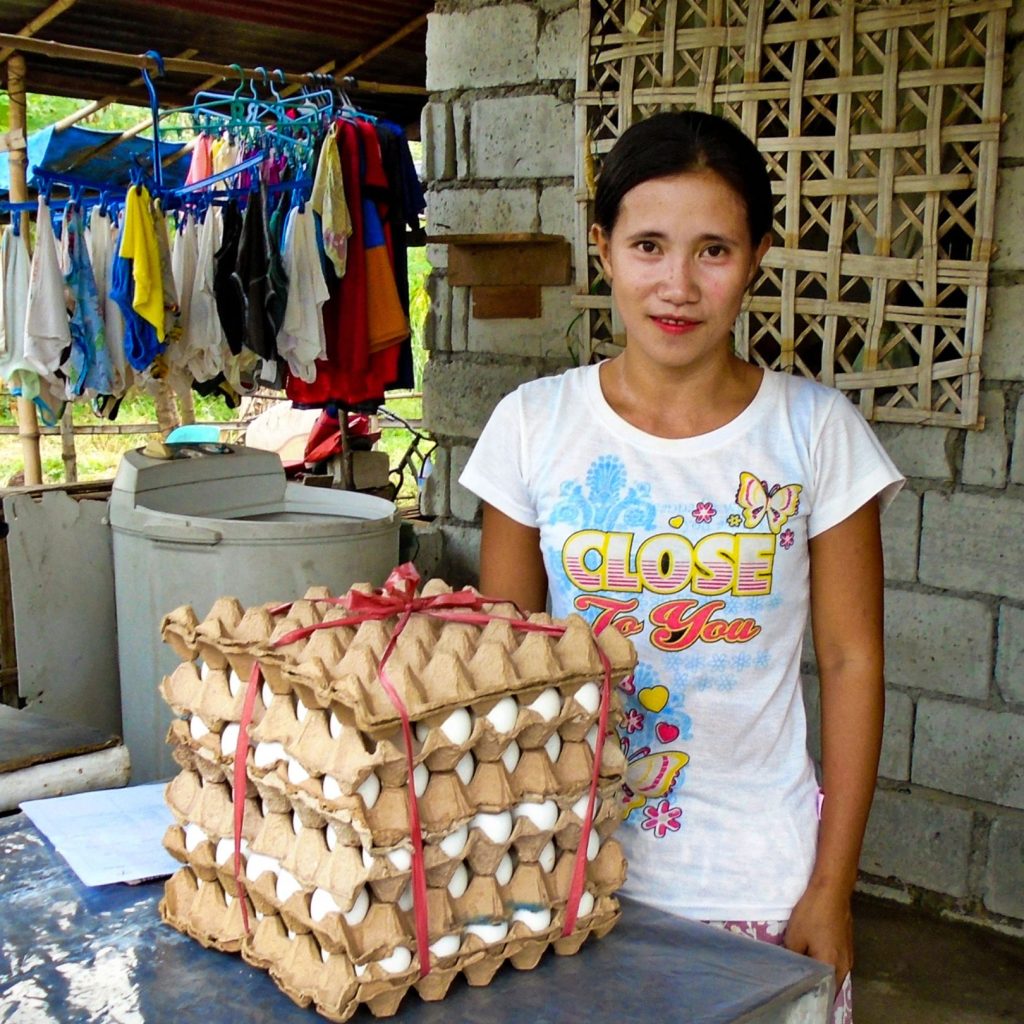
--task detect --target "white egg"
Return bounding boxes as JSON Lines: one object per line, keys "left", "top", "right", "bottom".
{"left": 538, "top": 841, "right": 556, "bottom": 873}
{"left": 189, "top": 715, "right": 209, "bottom": 740}
{"left": 228, "top": 670, "right": 243, "bottom": 698}
{"left": 573, "top": 681, "right": 601, "bottom": 714}
{"left": 325, "top": 824, "right": 338, "bottom": 851}
{"left": 378, "top": 946, "right": 412, "bottom": 974}
{"left": 413, "top": 763, "right": 429, "bottom": 797}
{"left": 275, "top": 869, "right": 303, "bottom": 903}
{"left": 500, "top": 741, "right": 521, "bottom": 773}
{"left": 253, "top": 741, "right": 284, "bottom": 769}
{"left": 310, "top": 887, "right": 340, "bottom": 922}
{"left": 291, "top": 811, "right": 303, "bottom": 835}
{"left": 183, "top": 822, "right": 207, "bottom": 852}
{"left": 344, "top": 887, "right": 370, "bottom": 925}
{"left": 261, "top": 682, "right": 273, "bottom": 708}
{"left": 329, "top": 711, "right": 343, "bottom": 739}
{"left": 295, "top": 698, "right": 308, "bottom": 722}
{"left": 512, "top": 907, "right": 552, "bottom": 932}
{"left": 320, "top": 947, "right": 331, "bottom": 963}
{"left": 440, "top": 707, "right": 473, "bottom": 745}
{"left": 485, "top": 697, "right": 518, "bottom": 734}
{"left": 245, "top": 852, "right": 278, "bottom": 881}
{"left": 447, "top": 863, "right": 469, "bottom": 898}
{"left": 414, "top": 720, "right": 429, "bottom": 744}
{"left": 215, "top": 838, "right": 234, "bottom": 865}
{"left": 254, "top": 910, "right": 264, "bottom": 922}
{"left": 397, "top": 884, "right": 413, "bottom": 911}
{"left": 577, "top": 891, "right": 595, "bottom": 918}
{"left": 471, "top": 811, "right": 513, "bottom": 844}
{"left": 222, "top": 889, "right": 233, "bottom": 907}
{"left": 572, "top": 793, "right": 601, "bottom": 819}
{"left": 455, "top": 752, "right": 475, "bottom": 786}
{"left": 495, "top": 853, "right": 514, "bottom": 886}
{"left": 586, "top": 830, "right": 600, "bottom": 862}
{"left": 220, "top": 722, "right": 240, "bottom": 757}
{"left": 585, "top": 725, "right": 600, "bottom": 751}
{"left": 361, "top": 847, "right": 374, "bottom": 870}
{"left": 512, "top": 800, "right": 559, "bottom": 832}
{"left": 357, "top": 772, "right": 381, "bottom": 810}
{"left": 354, "top": 963, "right": 368, "bottom": 978}
{"left": 200, "top": 661, "right": 211, "bottom": 681}
{"left": 527, "top": 688, "right": 561, "bottom": 722}
{"left": 388, "top": 848, "right": 412, "bottom": 872}
{"left": 286, "top": 929, "right": 297, "bottom": 940}
{"left": 323, "top": 774, "right": 342, "bottom": 801}
{"left": 544, "top": 732, "right": 562, "bottom": 763}
{"left": 429, "top": 934, "right": 461, "bottom": 958}
{"left": 286, "top": 756, "right": 310, "bottom": 784}
{"left": 466, "top": 922, "right": 508, "bottom": 945}
{"left": 439, "top": 825, "right": 468, "bottom": 859}
{"left": 260, "top": 798, "right": 271, "bottom": 816}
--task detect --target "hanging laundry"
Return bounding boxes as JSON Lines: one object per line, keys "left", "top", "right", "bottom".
{"left": 231, "top": 184, "right": 284, "bottom": 362}
{"left": 60, "top": 201, "right": 113, "bottom": 398}
{"left": 86, "top": 208, "right": 129, "bottom": 395}
{"left": 185, "top": 204, "right": 228, "bottom": 383}
{"left": 0, "top": 224, "right": 29, "bottom": 361}
{"left": 277, "top": 204, "right": 328, "bottom": 383}
{"left": 185, "top": 134, "right": 214, "bottom": 187}
{"left": 213, "top": 198, "right": 245, "bottom": 354}
{"left": 310, "top": 125, "right": 351, "bottom": 278}
{"left": 167, "top": 211, "right": 199, "bottom": 393}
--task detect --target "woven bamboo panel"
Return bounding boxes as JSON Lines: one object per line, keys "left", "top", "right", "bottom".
{"left": 574, "top": 0, "right": 1009, "bottom": 427}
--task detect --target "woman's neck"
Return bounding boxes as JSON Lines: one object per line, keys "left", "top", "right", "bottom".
{"left": 599, "top": 350, "right": 763, "bottom": 439}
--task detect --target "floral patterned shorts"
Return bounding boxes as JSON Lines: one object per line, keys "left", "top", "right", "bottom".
{"left": 702, "top": 919, "right": 853, "bottom": 1024}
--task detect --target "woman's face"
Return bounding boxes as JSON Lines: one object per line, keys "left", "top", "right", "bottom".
{"left": 594, "top": 169, "right": 770, "bottom": 376}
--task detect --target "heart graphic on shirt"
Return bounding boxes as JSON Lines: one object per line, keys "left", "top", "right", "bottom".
{"left": 668, "top": 515, "right": 685, "bottom": 528}
{"left": 638, "top": 685, "right": 669, "bottom": 714}
{"left": 656, "top": 722, "right": 680, "bottom": 744}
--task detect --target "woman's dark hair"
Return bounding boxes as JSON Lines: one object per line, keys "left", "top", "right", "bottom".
{"left": 593, "top": 111, "right": 774, "bottom": 244}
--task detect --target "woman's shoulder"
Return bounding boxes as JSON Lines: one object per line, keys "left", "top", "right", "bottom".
{"left": 765, "top": 369, "right": 852, "bottom": 417}
{"left": 508, "top": 363, "right": 596, "bottom": 405}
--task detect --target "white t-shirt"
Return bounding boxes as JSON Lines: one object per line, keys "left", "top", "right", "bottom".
{"left": 461, "top": 363, "right": 903, "bottom": 921}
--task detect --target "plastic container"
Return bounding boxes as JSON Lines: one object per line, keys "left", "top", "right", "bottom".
{"left": 109, "top": 444, "right": 399, "bottom": 782}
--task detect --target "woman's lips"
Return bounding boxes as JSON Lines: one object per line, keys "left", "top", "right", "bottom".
{"left": 651, "top": 315, "right": 700, "bottom": 334}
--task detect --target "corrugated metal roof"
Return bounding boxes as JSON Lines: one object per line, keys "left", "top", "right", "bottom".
{"left": 0, "top": 0, "right": 432, "bottom": 128}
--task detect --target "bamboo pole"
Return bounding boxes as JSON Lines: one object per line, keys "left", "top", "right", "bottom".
{"left": 0, "top": 0, "right": 78, "bottom": 65}
{"left": 6, "top": 53, "right": 43, "bottom": 487}
{"left": 59, "top": 404, "right": 77, "bottom": 483}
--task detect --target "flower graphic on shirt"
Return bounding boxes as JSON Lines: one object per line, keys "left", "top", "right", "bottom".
{"left": 727, "top": 513, "right": 742, "bottom": 527}
{"left": 780, "top": 528, "right": 795, "bottom": 550}
{"left": 641, "top": 799, "right": 682, "bottom": 838}
{"left": 618, "top": 672, "right": 636, "bottom": 695}
{"left": 552, "top": 455, "right": 657, "bottom": 531}
{"left": 624, "top": 708, "right": 645, "bottom": 733}
{"left": 693, "top": 501, "right": 716, "bottom": 524}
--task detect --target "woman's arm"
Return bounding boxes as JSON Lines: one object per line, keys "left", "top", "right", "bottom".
{"left": 784, "top": 497, "right": 886, "bottom": 987}
{"left": 479, "top": 502, "right": 548, "bottom": 614}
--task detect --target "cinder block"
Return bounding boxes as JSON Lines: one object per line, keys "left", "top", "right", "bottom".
{"left": 920, "top": 492, "right": 1024, "bottom": 600}
{"left": 471, "top": 95, "right": 575, "bottom": 179}
{"left": 424, "top": 273, "right": 451, "bottom": 354}
{"left": 449, "top": 445, "right": 480, "bottom": 523}
{"left": 453, "top": 99, "right": 470, "bottom": 180}
{"left": 873, "top": 423, "right": 954, "bottom": 481}
{"left": 912, "top": 699, "right": 1024, "bottom": 809}
{"left": 418, "top": 445, "right": 450, "bottom": 519}
{"left": 860, "top": 788, "right": 973, "bottom": 897}
{"left": 467, "top": 286, "right": 578, "bottom": 358}
{"left": 427, "top": 186, "right": 538, "bottom": 238}
{"left": 426, "top": 8, "right": 537, "bottom": 91}
{"left": 982, "top": 286, "right": 1024, "bottom": 382}
{"left": 450, "top": 286, "right": 469, "bottom": 353}
{"left": 440, "top": 523, "right": 482, "bottom": 589}
{"left": 405, "top": 520, "right": 443, "bottom": 580}
{"left": 879, "top": 690, "right": 914, "bottom": 782}
{"left": 538, "top": 6, "right": 579, "bottom": 80}
{"left": 1002, "top": 46, "right": 1024, "bottom": 162}
{"left": 884, "top": 589, "right": 993, "bottom": 699}
{"left": 963, "top": 390, "right": 1008, "bottom": 487}
{"left": 422, "top": 358, "right": 540, "bottom": 439}
{"left": 985, "top": 813, "right": 1024, "bottom": 918}
{"left": 539, "top": 184, "right": 576, "bottom": 241}
{"left": 996, "top": 604, "right": 1024, "bottom": 705}
{"left": 1012, "top": 394, "right": 1024, "bottom": 486}
{"left": 422, "top": 102, "right": 454, "bottom": 182}
{"left": 993, "top": 166, "right": 1024, "bottom": 271}
{"left": 882, "top": 489, "right": 920, "bottom": 582}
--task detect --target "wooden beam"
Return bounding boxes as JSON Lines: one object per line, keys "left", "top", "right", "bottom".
{"left": 336, "top": 12, "right": 428, "bottom": 79}
{"left": 6, "top": 53, "right": 43, "bottom": 488}
{"left": 0, "top": 0, "right": 78, "bottom": 66}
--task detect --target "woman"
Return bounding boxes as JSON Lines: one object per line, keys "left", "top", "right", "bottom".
{"left": 460, "top": 111, "right": 903, "bottom": 1022}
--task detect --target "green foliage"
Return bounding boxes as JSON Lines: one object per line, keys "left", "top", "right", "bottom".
{"left": 0, "top": 92, "right": 149, "bottom": 135}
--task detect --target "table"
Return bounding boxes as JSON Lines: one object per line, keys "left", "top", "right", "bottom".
{"left": 0, "top": 814, "right": 833, "bottom": 1023}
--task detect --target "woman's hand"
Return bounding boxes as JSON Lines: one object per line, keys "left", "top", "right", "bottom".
{"left": 784, "top": 878, "right": 854, "bottom": 989}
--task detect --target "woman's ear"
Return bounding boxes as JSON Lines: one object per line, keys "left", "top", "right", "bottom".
{"left": 747, "top": 233, "right": 771, "bottom": 286}
{"left": 591, "top": 223, "right": 613, "bottom": 282}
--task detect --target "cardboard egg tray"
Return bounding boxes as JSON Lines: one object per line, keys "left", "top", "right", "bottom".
{"left": 158, "top": 578, "right": 635, "bottom": 1019}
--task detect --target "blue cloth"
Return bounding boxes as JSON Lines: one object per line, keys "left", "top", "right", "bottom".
{"left": 110, "top": 211, "right": 164, "bottom": 372}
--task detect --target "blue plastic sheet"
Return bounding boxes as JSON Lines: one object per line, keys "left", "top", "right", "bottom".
{"left": 0, "top": 814, "right": 831, "bottom": 1023}
{"left": 0, "top": 124, "right": 190, "bottom": 196}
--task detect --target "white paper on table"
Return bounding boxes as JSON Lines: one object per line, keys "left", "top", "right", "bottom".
{"left": 20, "top": 781, "right": 179, "bottom": 886}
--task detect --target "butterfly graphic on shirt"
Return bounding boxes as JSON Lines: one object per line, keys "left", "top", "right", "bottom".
{"left": 735, "top": 472, "right": 803, "bottom": 534}
{"left": 620, "top": 736, "right": 689, "bottom": 818}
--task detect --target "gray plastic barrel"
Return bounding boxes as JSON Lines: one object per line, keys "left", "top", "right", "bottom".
{"left": 109, "top": 444, "right": 399, "bottom": 782}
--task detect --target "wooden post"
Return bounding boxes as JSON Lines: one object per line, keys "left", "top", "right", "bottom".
{"left": 7, "top": 53, "right": 43, "bottom": 487}
{"left": 60, "top": 404, "right": 77, "bottom": 483}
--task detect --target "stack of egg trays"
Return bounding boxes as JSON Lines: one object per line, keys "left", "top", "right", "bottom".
{"left": 158, "top": 580, "right": 637, "bottom": 1021}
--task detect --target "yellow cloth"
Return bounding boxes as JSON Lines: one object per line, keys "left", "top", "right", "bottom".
{"left": 310, "top": 128, "right": 352, "bottom": 278}
{"left": 119, "top": 186, "right": 165, "bottom": 340}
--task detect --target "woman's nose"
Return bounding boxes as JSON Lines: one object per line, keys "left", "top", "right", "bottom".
{"left": 659, "top": 257, "right": 699, "bottom": 302}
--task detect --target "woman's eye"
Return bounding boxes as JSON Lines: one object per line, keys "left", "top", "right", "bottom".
{"left": 704, "top": 244, "right": 727, "bottom": 258}
{"left": 637, "top": 240, "right": 658, "bottom": 254}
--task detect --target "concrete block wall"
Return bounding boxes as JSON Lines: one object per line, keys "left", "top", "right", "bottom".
{"left": 421, "top": 1, "right": 1024, "bottom": 935}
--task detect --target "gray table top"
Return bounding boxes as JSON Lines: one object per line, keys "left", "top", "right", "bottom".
{"left": 0, "top": 813, "right": 831, "bottom": 1023}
